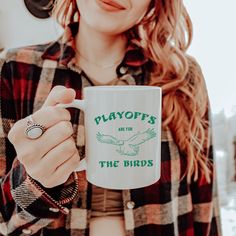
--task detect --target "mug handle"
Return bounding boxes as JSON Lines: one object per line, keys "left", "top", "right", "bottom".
{"left": 57, "top": 100, "right": 87, "bottom": 172}
{"left": 57, "top": 99, "right": 85, "bottom": 110}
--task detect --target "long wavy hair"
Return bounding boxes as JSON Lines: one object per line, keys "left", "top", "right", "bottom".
{"left": 52, "top": 0, "right": 211, "bottom": 183}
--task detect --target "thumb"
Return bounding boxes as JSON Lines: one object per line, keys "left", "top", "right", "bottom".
{"left": 42, "top": 85, "right": 76, "bottom": 108}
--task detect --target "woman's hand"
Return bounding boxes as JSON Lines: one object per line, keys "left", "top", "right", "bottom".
{"left": 8, "top": 86, "right": 80, "bottom": 188}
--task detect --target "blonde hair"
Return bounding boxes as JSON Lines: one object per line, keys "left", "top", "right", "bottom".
{"left": 52, "top": 0, "right": 211, "bottom": 183}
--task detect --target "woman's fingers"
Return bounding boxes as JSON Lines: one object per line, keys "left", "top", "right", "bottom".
{"left": 32, "top": 106, "right": 71, "bottom": 129}
{"left": 42, "top": 85, "right": 76, "bottom": 107}
{"left": 16, "top": 121, "right": 74, "bottom": 165}
{"left": 37, "top": 151, "right": 80, "bottom": 188}
{"left": 27, "top": 138, "right": 80, "bottom": 186}
{"left": 8, "top": 106, "right": 71, "bottom": 142}
{"left": 40, "top": 137, "right": 78, "bottom": 173}
{"left": 51, "top": 151, "right": 80, "bottom": 187}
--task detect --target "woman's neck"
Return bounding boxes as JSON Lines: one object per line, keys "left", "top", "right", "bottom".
{"left": 75, "top": 19, "right": 127, "bottom": 67}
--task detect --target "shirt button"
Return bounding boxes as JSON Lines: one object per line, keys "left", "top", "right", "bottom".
{"left": 119, "top": 66, "right": 128, "bottom": 75}
{"left": 49, "top": 207, "right": 60, "bottom": 213}
{"left": 22, "top": 228, "right": 32, "bottom": 235}
{"left": 62, "top": 207, "right": 70, "bottom": 214}
{"left": 126, "top": 201, "right": 135, "bottom": 209}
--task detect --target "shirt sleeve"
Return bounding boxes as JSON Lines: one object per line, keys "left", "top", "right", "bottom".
{"left": 0, "top": 58, "right": 77, "bottom": 235}
{"left": 188, "top": 57, "right": 222, "bottom": 236}
{"left": 190, "top": 143, "right": 222, "bottom": 236}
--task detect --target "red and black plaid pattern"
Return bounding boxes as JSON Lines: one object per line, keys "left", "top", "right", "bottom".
{"left": 0, "top": 23, "right": 221, "bottom": 235}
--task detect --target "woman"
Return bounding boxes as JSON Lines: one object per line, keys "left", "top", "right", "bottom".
{"left": 0, "top": 0, "right": 221, "bottom": 235}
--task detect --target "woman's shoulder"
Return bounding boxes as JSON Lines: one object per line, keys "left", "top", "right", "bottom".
{"left": 184, "top": 54, "right": 207, "bottom": 91}
{"left": 1, "top": 42, "right": 52, "bottom": 67}
{"left": 184, "top": 54, "right": 209, "bottom": 112}
{"left": 185, "top": 54, "right": 204, "bottom": 81}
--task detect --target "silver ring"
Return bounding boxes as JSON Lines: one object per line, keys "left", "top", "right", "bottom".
{"left": 25, "top": 115, "right": 45, "bottom": 140}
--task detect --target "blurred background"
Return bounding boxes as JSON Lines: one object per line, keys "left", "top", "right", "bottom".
{"left": 0, "top": 0, "right": 236, "bottom": 235}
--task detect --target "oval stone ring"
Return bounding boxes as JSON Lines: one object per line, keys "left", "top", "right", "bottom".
{"left": 25, "top": 115, "right": 46, "bottom": 139}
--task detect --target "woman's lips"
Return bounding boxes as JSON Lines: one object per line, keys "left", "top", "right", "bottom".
{"left": 96, "top": 0, "right": 126, "bottom": 12}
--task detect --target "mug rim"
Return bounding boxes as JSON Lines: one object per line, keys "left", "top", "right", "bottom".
{"left": 84, "top": 86, "right": 161, "bottom": 91}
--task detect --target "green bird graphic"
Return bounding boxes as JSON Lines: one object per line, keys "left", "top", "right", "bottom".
{"left": 96, "top": 128, "right": 157, "bottom": 156}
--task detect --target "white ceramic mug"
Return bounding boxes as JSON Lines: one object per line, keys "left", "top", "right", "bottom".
{"left": 60, "top": 86, "right": 162, "bottom": 189}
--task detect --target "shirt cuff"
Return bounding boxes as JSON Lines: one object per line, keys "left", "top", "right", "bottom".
{"left": 10, "top": 160, "right": 78, "bottom": 218}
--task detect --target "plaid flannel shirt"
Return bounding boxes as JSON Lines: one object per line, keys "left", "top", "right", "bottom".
{"left": 0, "top": 23, "right": 222, "bottom": 236}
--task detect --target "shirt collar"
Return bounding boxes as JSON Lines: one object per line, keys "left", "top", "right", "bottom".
{"left": 42, "top": 22, "right": 148, "bottom": 68}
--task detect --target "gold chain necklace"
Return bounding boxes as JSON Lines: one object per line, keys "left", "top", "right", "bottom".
{"left": 75, "top": 48, "right": 124, "bottom": 69}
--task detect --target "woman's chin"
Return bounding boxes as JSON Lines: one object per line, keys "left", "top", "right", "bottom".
{"left": 82, "top": 19, "right": 126, "bottom": 36}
